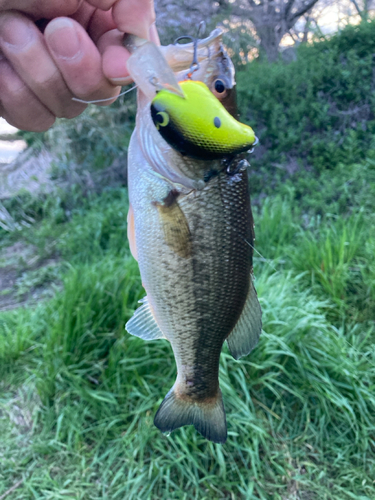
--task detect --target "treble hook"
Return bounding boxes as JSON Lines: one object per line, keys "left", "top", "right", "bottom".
{"left": 173, "top": 21, "right": 206, "bottom": 79}
{"left": 196, "top": 21, "right": 206, "bottom": 39}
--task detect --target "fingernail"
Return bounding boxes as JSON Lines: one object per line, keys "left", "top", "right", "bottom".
{"left": 0, "top": 17, "right": 34, "bottom": 50}
{"left": 45, "top": 18, "right": 81, "bottom": 60}
{"left": 110, "top": 76, "right": 133, "bottom": 86}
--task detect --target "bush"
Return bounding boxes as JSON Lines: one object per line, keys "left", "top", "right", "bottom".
{"left": 237, "top": 20, "right": 375, "bottom": 194}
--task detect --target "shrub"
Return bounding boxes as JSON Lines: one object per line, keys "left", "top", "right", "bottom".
{"left": 237, "top": 20, "right": 375, "bottom": 194}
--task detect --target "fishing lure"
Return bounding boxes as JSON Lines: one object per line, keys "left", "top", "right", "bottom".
{"left": 150, "top": 80, "right": 256, "bottom": 160}
{"left": 123, "top": 31, "right": 256, "bottom": 162}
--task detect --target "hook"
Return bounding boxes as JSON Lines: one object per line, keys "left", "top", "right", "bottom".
{"left": 173, "top": 21, "right": 206, "bottom": 80}
{"left": 197, "top": 21, "right": 206, "bottom": 39}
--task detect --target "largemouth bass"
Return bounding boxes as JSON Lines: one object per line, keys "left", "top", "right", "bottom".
{"left": 126, "top": 30, "right": 262, "bottom": 444}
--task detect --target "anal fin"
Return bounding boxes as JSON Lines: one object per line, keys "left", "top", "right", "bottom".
{"left": 126, "top": 296, "right": 166, "bottom": 341}
{"left": 226, "top": 281, "right": 262, "bottom": 360}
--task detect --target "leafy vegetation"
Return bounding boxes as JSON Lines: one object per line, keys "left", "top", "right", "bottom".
{"left": 1, "top": 20, "right": 375, "bottom": 500}
{"left": 238, "top": 20, "right": 375, "bottom": 193}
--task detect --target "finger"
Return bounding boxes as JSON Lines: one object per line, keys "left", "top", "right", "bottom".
{"left": 149, "top": 22, "right": 160, "bottom": 45}
{"left": 67, "top": 3, "right": 116, "bottom": 41}
{"left": 0, "top": 11, "right": 86, "bottom": 119}
{"left": 87, "top": 7, "right": 116, "bottom": 42}
{"left": 86, "top": 0, "right": 155, "bottom": 39}
{"left": 84, "top": 0, "right": 114, "bottom": 11}
{"left": 0, "top": 57, "right": 55, "bottom": 131}
{"left": 70, "top": 1, "right": 96, "bottom": 31}
{"left": 0, "top": 0, "right": 81, "bottom": 19}
{"left": 113, "top": 0, "right": 155, "bottom": 39}
{"left": 98, "top": 23, "right": 160, "bottom": 86}
{"left": 45, "top": 17, "right": 120, "bottom": 105}
{"left": 97, "top": 29, "right": 131, "bottom": 85}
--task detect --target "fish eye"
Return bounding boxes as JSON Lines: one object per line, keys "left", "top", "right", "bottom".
{"left": 212, "top": 79, "right": 228, "bottom": 99}
{"left": 156, "top": 111, "right": 169, "bottom": 127}
{"left": 214, "top": 80, "right": 226, "bottom": 93}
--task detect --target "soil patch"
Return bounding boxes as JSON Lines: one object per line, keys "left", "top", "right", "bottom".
{"left": 0, "top": 241, "right": 60, "bottom": 311}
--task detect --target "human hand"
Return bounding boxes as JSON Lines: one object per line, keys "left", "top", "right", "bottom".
{"left": 0, "top": 0, "right": 159, "bottom": 131}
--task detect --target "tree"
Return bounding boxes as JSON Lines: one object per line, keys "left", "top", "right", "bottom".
{"left": 154, "top": 1, "right": 218, "bottom": 43}
{"left": 349, "top": 0, "right": 374, "bottom": 21}
{"left": 220, "top": 0, "right": 321, "bottom": 61}
{"left": 154, "top": 0, "right": 334, "bottom": 62}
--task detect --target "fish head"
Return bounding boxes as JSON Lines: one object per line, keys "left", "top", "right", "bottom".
{"left": 135, "top": 29, "right": 255, "bottom": 189}
{"left": 165, "top": 28, "right": 238, "bottom": 118}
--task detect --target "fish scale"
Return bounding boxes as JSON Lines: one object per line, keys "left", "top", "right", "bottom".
{"left": 163, "top": 182, "right": 246, "bottom": 372}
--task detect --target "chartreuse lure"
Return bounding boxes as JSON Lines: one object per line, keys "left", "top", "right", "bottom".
{"left": 150, "top": 80, "right": 256, "bottom": 160}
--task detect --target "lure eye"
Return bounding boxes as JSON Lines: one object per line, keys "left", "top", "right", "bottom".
{"left": 155, "top": 111, "right": 169, "bottom": 128}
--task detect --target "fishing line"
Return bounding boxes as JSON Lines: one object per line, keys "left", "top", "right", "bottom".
{"left": 72, "top": 84, "right": 137, "bottom": 104}
{"left": 241, "top": 236, "right": 278, "bottom": 273}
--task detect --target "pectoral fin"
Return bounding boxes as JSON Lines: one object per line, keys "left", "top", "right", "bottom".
{"left": 126, "top": 296, "right": 166, "bottom": 341}
{"left": 226, "top": 281, "right": 262, "bottom": 360}
{"left": 127, "top": 204, "right": 138, "bottom": 261}
{"left": 155, "top": 190, "right": 192, "bottom": 259}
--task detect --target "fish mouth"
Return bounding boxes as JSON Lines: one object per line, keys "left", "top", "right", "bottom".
{"left": 123, "top": 34, "right": 186, "bottom": 100}
{"left": 160, "top": 28, "right": 238, "bottom": 119}
{"left": 161, "top": 28, "right": 225, "bottom": 72}
{"left": 160, "top": 28, "right": 235, "bottom": 87}
{"left": 153, "top": 80, "right": 185, "bottom": 98}
{"left": 123, "top": 29, "right": 231, "bottom": 100}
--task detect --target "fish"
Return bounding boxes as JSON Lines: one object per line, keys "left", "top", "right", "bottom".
{"left": 125, "top": 29, "right": 262, "bottom": 444}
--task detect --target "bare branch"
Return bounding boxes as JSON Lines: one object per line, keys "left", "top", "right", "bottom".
{"left": 284, "top": 0, "right": 297, "bottom": 18}
{"left": 155, "top": 0, "right": 327, "bottom": 63}
{"left": 225, "top": 3, "right": 252, "bottom": 17}
{"left": 289, "top": 0, "right": 320, "bottom": 24}
{"left": 350, "top": 0, "right": 363, "bottom": 15}
{"left": 350, "top": 0, "right": 365, "bottom": 17}
{"left": 288, "top": 29, "right": 299, "bottom": 42}
{"left": 302, "top": 13, "right": 312, "bottom": 43}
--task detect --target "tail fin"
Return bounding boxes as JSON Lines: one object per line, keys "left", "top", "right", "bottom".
{"left": 154, "top": 386, "right": 227, "bottom": 444}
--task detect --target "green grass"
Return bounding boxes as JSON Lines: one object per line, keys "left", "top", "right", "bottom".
{"left": 1, "top": 21, "right": 375, "bottom": 499}
{"left": 0, "top": 181, "right": 374, "bottom": 499}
